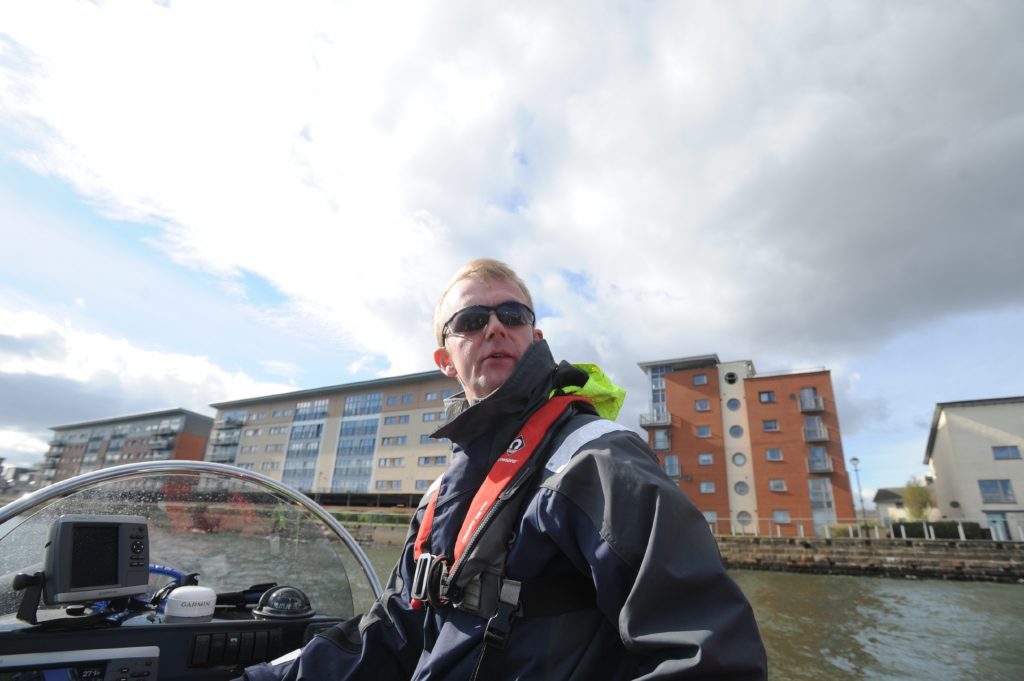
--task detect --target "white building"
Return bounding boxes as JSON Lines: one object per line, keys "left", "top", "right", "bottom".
{"left": 924, "top": 396, "right": 1024, "bottom": 541}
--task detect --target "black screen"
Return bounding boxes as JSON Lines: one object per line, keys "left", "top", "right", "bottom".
{"left": 69, "top": 525, "right": 118, "bottom": 588}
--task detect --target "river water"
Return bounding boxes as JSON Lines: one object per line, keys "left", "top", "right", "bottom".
{"left": 360, "top": 544, "right": 1024, "bottom": 681}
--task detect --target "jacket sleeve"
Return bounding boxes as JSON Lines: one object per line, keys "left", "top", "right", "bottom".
{"left": 238, "top": 515, "right": 426, "bottom": 681}
{"left": 542, "top": 428, "right": 768, "bottom": 680}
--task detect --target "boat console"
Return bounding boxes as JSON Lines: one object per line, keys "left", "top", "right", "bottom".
{"left": 0, "top": 462, "right": 383, "bottom": 681}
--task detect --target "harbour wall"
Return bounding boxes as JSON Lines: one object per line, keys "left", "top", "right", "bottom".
{"left": 342, "top": 522, "right": 1024, "bottom": 583}
{"left": 716, "top": 535, "right": 1024, "bottom": 583}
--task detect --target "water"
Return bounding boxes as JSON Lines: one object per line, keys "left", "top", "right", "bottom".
{"left": 361, "top": 544, "right": 1024, "bottom": 681}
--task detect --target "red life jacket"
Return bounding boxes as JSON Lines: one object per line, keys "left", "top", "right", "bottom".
{"left": 410, "top": 395, "right": 590, "bottom": 609}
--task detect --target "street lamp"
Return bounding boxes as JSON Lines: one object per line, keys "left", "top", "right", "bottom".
{"left": 850, "top": 456, "right": 866, "bottom": 529}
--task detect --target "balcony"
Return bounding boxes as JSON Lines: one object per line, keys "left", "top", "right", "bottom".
{"left": 147, "top": 437, "right": 174, "bottom": 450}
{"left": 213, "top": 431, "right": 241, "bottom": 445}
{"left": 803, "top": 425, "right": 830, "bottom": 442}
{"left": 640, "top": 412, "right": 671, "bottom": 428}
{"left": 219, "top": 417, "right": 244, "bottom": 429}
{"left": 806, "top": 456, "right": 834, "bottom": 473}
{"left": 799, "top": 395, "right": 825, "bottom": 412}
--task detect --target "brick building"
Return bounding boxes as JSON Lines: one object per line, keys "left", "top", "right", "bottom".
{"left": 42, "top": 409, "right": 214, "bottom": 485}
{"left": 639, "top": 354, "right": 856, "bottom": 536}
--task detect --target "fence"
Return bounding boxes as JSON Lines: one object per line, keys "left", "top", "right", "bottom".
{"left": 706, "top": 515, "right": 1024, "bottom": 542}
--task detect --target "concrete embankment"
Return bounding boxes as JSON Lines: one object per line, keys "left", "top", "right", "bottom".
{"left": 344, "top": 522, "right": 409, "bottom": 546}
{"left": 716, "top": 535, "right": 1024, "bottom": 583}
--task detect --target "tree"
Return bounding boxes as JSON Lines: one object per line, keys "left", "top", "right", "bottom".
{"left": 903, "top": 478, "right": 933, "bottom": 520}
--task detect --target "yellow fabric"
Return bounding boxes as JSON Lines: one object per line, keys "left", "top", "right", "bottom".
{"left": 557, "top": 363, "right": 626, "bottom": 421}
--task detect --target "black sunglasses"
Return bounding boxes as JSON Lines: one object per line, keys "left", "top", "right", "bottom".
{"left": 442, "top": 301, "right": 536, "bottom": 340}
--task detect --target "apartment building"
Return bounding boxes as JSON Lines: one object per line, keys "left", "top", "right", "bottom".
{"left": 638, "top": 354, "right": 856, "bottom": 536}
{"left": 42, "top": 409, "right": 214, "bottom": 484}
{"left": 924, "top": 396, "right": 1024, "bottom": 541}
{"left": 207, "top": 371, "right": 460, "bottom": 495}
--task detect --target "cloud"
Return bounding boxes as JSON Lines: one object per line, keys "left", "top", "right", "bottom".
{"left": 2, "top": 1, "right": 1023, "bottom": 489}
{"left": 0, "top": 306, "right": 294, "bottom": 460}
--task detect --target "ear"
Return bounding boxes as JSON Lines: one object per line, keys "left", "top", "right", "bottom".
{"left": 533, "top": 328, "right": 544, "bottom": 342}
{"left": 433, "top": 347, "right": 458, "bottom": 377}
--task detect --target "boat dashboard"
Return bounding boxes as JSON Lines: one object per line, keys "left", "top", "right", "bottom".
{"left": 0, "top": 462, "right": 383, "bottom": 681}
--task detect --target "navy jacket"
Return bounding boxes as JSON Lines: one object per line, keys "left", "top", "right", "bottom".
{"left": 241, "top": 341, "right": 767, "bottom": 680}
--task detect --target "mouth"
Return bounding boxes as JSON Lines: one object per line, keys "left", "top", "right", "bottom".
{"left": 483, "top": 351, "right": 516, "bottom": 363}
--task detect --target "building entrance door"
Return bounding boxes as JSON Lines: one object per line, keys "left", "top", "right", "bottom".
{"left": 985, "top": 512, "right": 1010, "bottom": 541}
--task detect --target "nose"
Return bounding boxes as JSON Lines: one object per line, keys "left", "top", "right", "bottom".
{"left": 482, "top": 311, "right": 509, "bottom": 337}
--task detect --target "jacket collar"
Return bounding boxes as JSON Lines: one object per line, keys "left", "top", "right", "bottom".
{"left": 432, "top": 339, "right": 559, "bottom": 447}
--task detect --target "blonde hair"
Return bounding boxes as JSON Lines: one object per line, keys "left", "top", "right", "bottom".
{"left": 433, "top": 258, "right": 534, "bottom": 347}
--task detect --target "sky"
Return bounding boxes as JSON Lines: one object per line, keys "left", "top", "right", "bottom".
{"left": 1, "top": 0, "right": 1022, "bottom": 506}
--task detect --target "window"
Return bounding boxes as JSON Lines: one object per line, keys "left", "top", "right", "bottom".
{"left": 736, "top": 511, "right": 753, "bottom": 526}
{"left": 415, "top": 480, "right": 433, "bottom": 491}
{"left": 423, "top": 412, "right": 439, "bottom": 422}
{"left": 664, "top": 455, "right": 680, "bottom": 478}
{"left": 386, "top": 396, "right": 398, "bottom": 406}
{"left": 244, "top": 428, "right": 262, "bottom": 437}
{"left": 732, "top": 452, "right": 747, "bottom": 466}
{"left": 265, "top": 444, "right": 283, "bottom": 453}
{"left": 381, "top": 436, "right": 407, "bottom": 446}
{"left": 375, "top": 480, "right": 402, "bottom": 490}
{"left": 772, "top": 510, "right": 791, "bottom": 524}
{"left": 729, "top": 425, "right": 744, "bottom": 438}
{"left": 693, "top": 374, "right": 708, "bottom": 386}
{"left": 726, "top": 398, "right": 741, "bottom": 411}
{"left": 993, "top": 446, "right": 1021, "bottom": 460}
{"left": 653, "top": 429, "right": 670, "bottom": 451}
{"left": 702, "top": 511, "right": 718, "bottom": 523}
{"left": 384, "top": 415, "right": 409, "bottom": 425}
{"left": 378, "top": 457, "right": 404, "bottom": 467}
{"left": 766, "top": 448, "right": 783, "bottom": 461}
{"left": 700, "top": 481, "right": 715, "bottom": 493}
{"left": 420, "top": 434, "right": 433, "bottom": 444}
{"left": 769, "top": 479, "right": 787, "bottom": 492}
{"left": 762, "top": 420, "right": 780, "bottom": 432}
{"left": 695, "top": 399, "right": 711, "bottom": 412}
{"left": 401, "top": 394, "right": 413, "bottom": 404}
{"left": 698, "top": 453, "right": 713, "bottom": 465}
{"left": 425, "top": 391, "right": 438, "bottom": 401}
{"left": 979, "top": 480, "right": 1016, "bottom": 504}
{"left": 342, "top": 393, "right": 381, "bottom": 417}
{"left": 296, "top": 398, "right": 330, "bottom": 420}
{"left": 735, "top": 481, "right": 750, "bottom": 495}
{"left": 417, "top": 455, "right": 447, "bottom": 466}
{"left": 441, "top": 389, "right": 455, "bottom": 399}
{"left": 696, "top": 426, "right": 712, "bottom": 438}
{"left": 759, "top": 391, "right": 776, "bottom": 404}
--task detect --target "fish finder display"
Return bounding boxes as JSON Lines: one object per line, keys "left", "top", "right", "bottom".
{"left": 70, "top": 526, "right": 119, "bottom": 589}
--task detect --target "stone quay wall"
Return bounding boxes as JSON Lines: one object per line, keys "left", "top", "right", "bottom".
{"left": 716, "top": 535, "right": 1024, "bottom": 583}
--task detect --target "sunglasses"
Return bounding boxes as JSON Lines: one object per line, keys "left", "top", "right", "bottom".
{"left": 442, "top": 301, "right": 536, "bottom": 340}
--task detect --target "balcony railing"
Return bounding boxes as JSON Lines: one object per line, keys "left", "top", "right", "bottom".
{"left": 799, "top": 395, "right": 825, "bottom": 412}
{"left": 218, "top": 417, "right": 244, "bottom": 429}
{"left": 147, "top": 437, "right": 174, "bottom": 449}
{"left": 803, "top": 425, "right": 830, "bottom": 442}
{"left": 806, "top": 456, "right": 834, "bottom": 473}
{"left": 639, "top": 412, "right": 671, "bottom": 428}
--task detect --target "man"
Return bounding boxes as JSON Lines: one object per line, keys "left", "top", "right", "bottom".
{"left": 241, "top": 258, "right": 767, "bottom": 680}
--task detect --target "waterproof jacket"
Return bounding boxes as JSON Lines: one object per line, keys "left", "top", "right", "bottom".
{"left": 241, "top": 341, "right": 767, "bottom": 680}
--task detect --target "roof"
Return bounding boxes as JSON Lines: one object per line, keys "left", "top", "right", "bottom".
{"left": 210, "top": 370, "right": 449, "bottom": 409}
{"left": 873, "top": 487, "right": 905, "bottom": 503}
{"left": 51, "top": 408, "right": 213, "bottom": 431}
{"left": 923, "top": 395, "right": 1024, "bottom": 464}
{"left": 637, "top": 354, "right": 720, "bottom": 371}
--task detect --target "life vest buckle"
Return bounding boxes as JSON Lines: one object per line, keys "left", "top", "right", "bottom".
{"left": 411, "top": 553, "right": 451, "bottom": 608}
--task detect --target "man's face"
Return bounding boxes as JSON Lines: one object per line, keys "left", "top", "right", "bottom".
{"left": 433, "top": 277, "right": 543, "bottom": 402}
